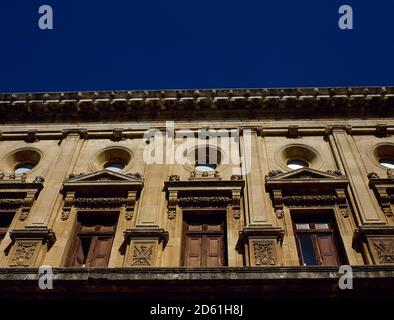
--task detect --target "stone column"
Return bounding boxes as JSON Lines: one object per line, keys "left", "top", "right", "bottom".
{"left": 29, "top": 130, "right": 83, "bottom": 226}
{"left": 331, "top": 127, "right": 385, "bottom": 224}
{"left": 331, "top": 127, "right": 394, "bottom": 264}
{"left": 240, "top": 128, "right": 284, "bottom": 266}
{"left": 127, "top": 131, "right": 169, "bottom": 266}
{"left": 8, "top": 130, "right": 83, "bottom": 267}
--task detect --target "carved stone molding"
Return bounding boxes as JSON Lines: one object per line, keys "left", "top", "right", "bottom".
{"left": 61, "top": 170, "right": 143, "bottom": 221}
{"left": 265, "top": 168, "right": 350, "bottom": 218}
{"left": 125, "top": 191, "right": 137, "bottom": 220}
{"left": 287, "top": 125, "right": 300, "bottom": 138}
{"left": 282, "top": 195, "right": 337, "bottom": 207}
{"left": 167, "top": 190, "right": 178, "bottom": 220}
{"left": 2, "top": 87, "right": 394, "bottom": 123}
{"left": 177, "top": 196, "right": 232, "bottom": 208}
{"left": 124, "top": 227, "right": 169, "bottom": 244}
{"left": 0, "top": 176, "right": 44, "bottom": 221}
{"left": 112, "top": 128, "right": 124, "bottom": 141}
{"left": 61, "top": 192, "right": 75, "bottom": 221}
{"left": 164, "top": 178, "right": 244, "bottom": 220}
{"left": 26, "top": 129, "right": 39, "bottom": 143}
{"left": 61, "top": 129, "right": 88, "bottom": 140}
{"left": 368, "top": 172, "right": 394, "bottom": 217}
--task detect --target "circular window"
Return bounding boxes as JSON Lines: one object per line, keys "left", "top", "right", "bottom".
{"left": 195, "top": 163, "right": 217, "bottom": 173}
{"left": 14, "top": 163, "right": 35, "bottom": 174}
{"left": 184, "top": 145, "right": 224, "bottom": 174}
{"left": 277, "top": 144, "right": 319, "bottom": 171}
{"left": 379, "top": 159, "right": 394, "bottom": 169}
{"left": 373, "top": 144, "right": 394, "bottom": 170}
{"left": 104, "top": 161, "right": 125, "bottom": 172}
{"left": 1, "top": 148, "right": 42, "bottom": 175}
{"left": 287, "top": 159, "right": 308, "bottom": 170}
{"left": 90, "top": 147, "right": 132, "bottom": 173}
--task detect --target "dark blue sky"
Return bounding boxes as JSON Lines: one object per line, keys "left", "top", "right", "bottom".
{"left": 0, "top": 1, "right": 393, "bottom": 93}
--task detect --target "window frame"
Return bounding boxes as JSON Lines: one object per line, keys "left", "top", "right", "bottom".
{"left": 67, "top": 212, "right": 119, "bottom": 268}
{"left": 181, "top": 209, "right": 228, "bottom": 267}
{"left": 291, "top": 210, "right": 346, "bottom": 266}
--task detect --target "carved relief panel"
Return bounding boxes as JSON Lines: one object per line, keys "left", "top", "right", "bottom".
{"left": 368, "top": 238, "right": 394, "bottom": 264}
{"left": 250, "top": 240, "right": 276, "bottom": 266}
{"left": 9, "top": 241, "right": 39, "bottom": 267}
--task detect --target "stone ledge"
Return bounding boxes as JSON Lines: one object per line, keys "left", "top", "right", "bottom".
{"left": 0, "top": 265, "right": 393, "bottom": 280}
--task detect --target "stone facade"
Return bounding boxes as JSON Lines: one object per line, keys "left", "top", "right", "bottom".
{"left": 0, "top": 87, "right": 394, "bottom": 297}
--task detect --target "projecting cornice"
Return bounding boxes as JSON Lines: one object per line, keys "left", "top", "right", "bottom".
{"left": 0, "top": 87, "right": 394, "bottom": 122}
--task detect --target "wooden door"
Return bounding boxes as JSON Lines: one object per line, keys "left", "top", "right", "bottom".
{"left": 183, "top": 212, "right": 226, "bottom": 267}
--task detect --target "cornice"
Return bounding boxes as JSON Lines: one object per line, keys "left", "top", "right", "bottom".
{"left": 1, "top": 86, "right": 394, "bottom": 122}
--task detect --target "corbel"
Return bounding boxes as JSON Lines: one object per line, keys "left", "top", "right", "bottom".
{"left": 18, "top": 191, "right": 37, "bottom": 221}
{"left": 167, "top": 190, "right": 178, "bottom": 220}
{"left": 232, "top": 189, "right": 241, "bottom": 219}
{"left": 125, "top": 191, "right": 137, "bottom": 220}
{"left": 61, "top": 192, "right": 75, "bottom": 221}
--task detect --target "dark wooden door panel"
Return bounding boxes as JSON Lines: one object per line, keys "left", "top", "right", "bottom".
{"left": 317, "top": 234, "right": 339, "bottom": 266}
{"left": 185, "top": 236, "right": 203, "bottom": 267}
{"left": 205, "top": 236, "right": 222, "bottom": 267}
{"left": 90, "top": 237, "right": 113, "bottom": 267}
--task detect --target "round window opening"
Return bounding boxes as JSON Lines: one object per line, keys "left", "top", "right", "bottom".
{"left": 188, "top": 145, "right": 221, "bottom": 173}
{"left": 14, "top": 163, "right": 35, "bottom": 174}
{"left": 91, "top": 147, "right": 132, "bottom": 173}
{"left": 287, "top": 159, "right": 308, "bottom": 170}
{"left": 2, "top": 148, "right": 42, "bottom": 175}
{"left": 104, "top": 161, "right": 125, "bottom": 172}
{"left": 373, "top": 144, "right": 394, "bottom": 170}
{"left": 195, "top": 163, "right": 217, "bottom": 173}
{"left": 379, "top": 159, "right": 394, "bottom": 169}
